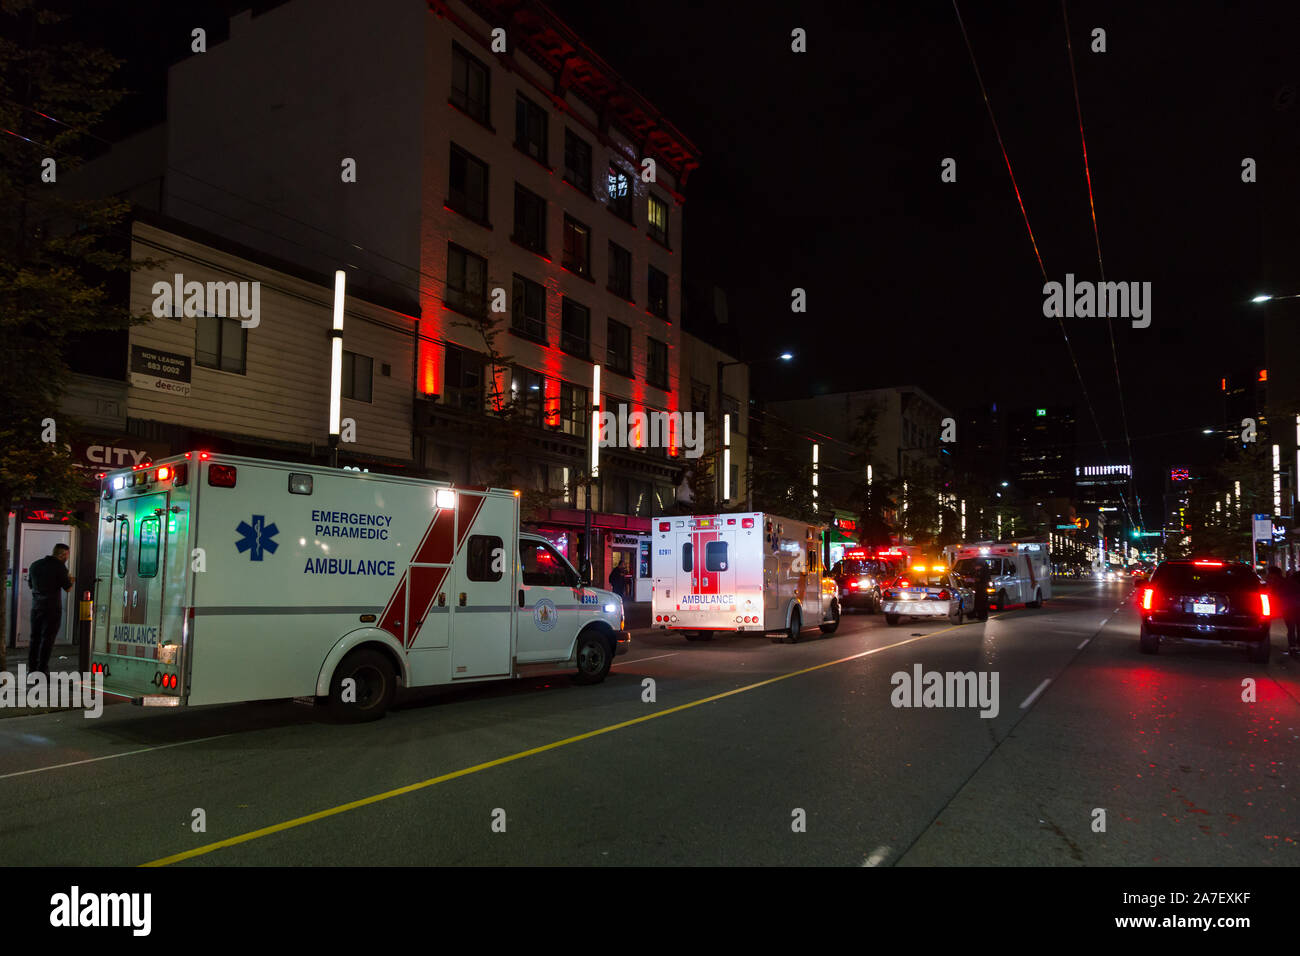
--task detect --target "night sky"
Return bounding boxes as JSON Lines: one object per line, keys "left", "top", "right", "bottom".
{"left": 79, "top": 0, "right": 1300, "bottom": 510}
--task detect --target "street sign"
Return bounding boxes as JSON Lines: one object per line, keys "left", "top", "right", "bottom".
{"left": 1252, "top": 514, "right": 1272, "bottom": 541}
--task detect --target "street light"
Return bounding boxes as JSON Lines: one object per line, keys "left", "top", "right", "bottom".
{"left": 716, "top": 351, "right": 793, "bottom": 504}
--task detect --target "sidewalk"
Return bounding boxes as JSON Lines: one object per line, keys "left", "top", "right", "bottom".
{"left": 0, "top": 643, "right": 90, "bottom": 718}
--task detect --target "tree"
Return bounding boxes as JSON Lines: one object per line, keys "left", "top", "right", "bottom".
{"left": 0, "top": 1, "right": 143, "bottom": 668}
{"left": 748, "top": 438, "right": 816, "bottom": 521}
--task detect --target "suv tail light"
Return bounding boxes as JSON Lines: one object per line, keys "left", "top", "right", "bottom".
{"left": 1142, "top": 587, "right": 1155, "bottom": 610}
{"left": 1260, "top": 592, "right": 1271, "bottom": 617}
{"left": 208, "top": 464, "right": 237, "bottom": 487}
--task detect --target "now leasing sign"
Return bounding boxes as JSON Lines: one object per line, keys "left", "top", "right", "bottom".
{"left": 129, "top": 345, "right": 192, "bottom": 398}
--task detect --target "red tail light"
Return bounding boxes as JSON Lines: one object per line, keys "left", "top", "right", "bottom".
{"left": 1260, "top": 593, "right": 1271, "bottom": 617}
{"left": 937, "top": 590, "right": 950, "bottom": 600}
{"left": 1142, "top": 587, "right": 1155, "bottom": 610}
{"left": 848, "top": 581, "right": 859, "bottom": 588}
{"left": 208, "top": 464, "right": 237, "bottom": 487}
{"left": 658, "top": 522, "right": 670, "bottom": 532}
{"left": 1193, "top": 559, "right": 1224, "bottom": 567}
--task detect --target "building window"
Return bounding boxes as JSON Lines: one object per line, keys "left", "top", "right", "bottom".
{"left": 561, "top": 298, "right": 590, "bottom": 358}
{"left": 607, "top": 241, "right": 632, "bottom": 299}
{"left": 560, "top": 381, "right": 589, "bottom": 438}
{"left": 562, "top": 215, "right": 591, "bottom": 277}
{"left": 448, "top": 144, "right": 489, "bottom": 223}
{"left": 450, "top": 43, "right": 490, "bottom": 124}
{"left": 647, "top": 265, "right": 669, "bottom": 319}
{"left": 514, "top": 93, "right": 547, "bottom": 163}
{"left": 444, "top": 345, "right": 484, "bottom": 411}
{"left": 606, "top": 318, "right": 631, "bottom": 375}
{"left": 195, "top": 315, "right": 247, "bottom": 374}
{"left": 607, "top": 163, "right": 632, "bottom": 220}
{"left": 513, "top": 183, "right": 547, "bottom": 254}
{"left": 511, "top": 366, "right": 544, "bottom": 426}
{"left": 511, "top": 274, "right": 546, "bottom": 342}
{"left": 446, "top": 243, "right": 487, "bottom": 317}
{"left": 563, "top": 128, "right": 592, "bottom": 193}
{"left": 648, "top": 194, "right": 669, "bottom": 245}
{"left": 343, "top": 351, "right": 373, "bottom": 402}
{"left": 690, "top": 380, "right": 709, "bottom": 415}
{"left": 646, "top": 336, "right": 668, "bottom": 389}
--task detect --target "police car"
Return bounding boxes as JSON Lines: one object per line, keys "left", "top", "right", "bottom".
{"left": 880, "top": 564, "right": 974, "bottom": 626}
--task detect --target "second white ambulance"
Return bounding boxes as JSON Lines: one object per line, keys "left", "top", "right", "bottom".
{"left": 650, "top": 512, "right": 839, "bottom": 642}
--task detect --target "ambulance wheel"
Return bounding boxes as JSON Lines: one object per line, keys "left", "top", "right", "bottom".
{"left": 820, "top": 601, "right": 840, "bottom": 635}
{"left": 1027, "top": 588, "right": 1042, "bottom": 608}
{"left": 778, "top": 608, "right": 802, "bottom": 643}
{"left": 885, "top": 613, "right": 901, "bottom": 627}
{"left": 326, "top": 648, "right": 395, "bottom": 722}
{"left": 574, "top": 629, "right": 613, "bottom": 684}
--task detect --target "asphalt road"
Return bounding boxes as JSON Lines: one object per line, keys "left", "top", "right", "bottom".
{"left": 1, "top": 581, "right": 1296, "bottom": 866}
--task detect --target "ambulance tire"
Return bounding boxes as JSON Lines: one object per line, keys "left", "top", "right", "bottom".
{"left": 1027, "top": 588, "right": 1043, "bottom": 609}
{"left": 326, "top": 648, "right": 396, "bottom": 723}
{"left": 786, "top": 608, "right": 802, "bottom": 644}
{"left": 820, "top": 601, "right": 840, "bottom": 635}
{"left": 574, "top": 628, "right": 614, "bottom": 685}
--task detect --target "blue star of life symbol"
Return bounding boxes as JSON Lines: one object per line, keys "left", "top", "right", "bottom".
{"left": 236, "top": 514, "right": 279, "bottom": 561}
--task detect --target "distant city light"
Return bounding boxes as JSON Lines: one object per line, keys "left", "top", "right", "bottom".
{"left": 779, "top": 352, "right": 793, "bottom": 361}
{"left": 1252, "top": 294, "right": 1272, "bottom": 303}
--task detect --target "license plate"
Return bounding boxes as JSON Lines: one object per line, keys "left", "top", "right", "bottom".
{"left": 1193, "top": 602, "right": 1216, "bottom": 615}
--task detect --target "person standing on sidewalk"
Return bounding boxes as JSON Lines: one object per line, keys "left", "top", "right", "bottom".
{"left": 27, "top": 543, "right": 74, "bottom": 675}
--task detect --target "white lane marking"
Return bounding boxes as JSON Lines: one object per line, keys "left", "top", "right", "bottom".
{"left": 0, "top": 734, "right": 232, "bottom": 781}
{"left": 1077, "top": 639, "right": 1089, "bottom": 649}
{"left": 613, "top": 652, "right": 679, "bottom": 666}
{"left": 1019, "top": 679, "right": 1051, "bottom": 710}
{"left": 1099, "top": 619, "right": 1109, "bottom": 626}
{"left": 863, "top": 845, "right": 892, "bottom": 866}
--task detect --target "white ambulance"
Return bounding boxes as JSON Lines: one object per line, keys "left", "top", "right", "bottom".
{"left": 89, "top": 452, "right": 629, "bottom": 721}
{"left": 650, "top": 512, "right": 839, "bottom": 643}
{"left": 944, "top": 540, "right": 1052, "bottom": 610}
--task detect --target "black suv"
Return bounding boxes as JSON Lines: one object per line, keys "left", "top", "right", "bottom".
{"left": 1139, "top": 560, "right": 1272, "bottom": 663}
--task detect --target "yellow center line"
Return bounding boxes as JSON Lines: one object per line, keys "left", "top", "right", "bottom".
{"left": 141, "top": 623, "right": 963, "bottom": 866}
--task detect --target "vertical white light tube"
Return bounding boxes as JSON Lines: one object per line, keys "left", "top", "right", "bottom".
{"left": 722, "top": 413, "right": 731, "bottom": 501}
{"left": 329, "top": 270, "right": 346, "bottom": 439}
{"left": 591, "top": 364, "right": 601, "bottom": 478}
{"left": 812, "top": 443, "right": 819, "bottom": 512}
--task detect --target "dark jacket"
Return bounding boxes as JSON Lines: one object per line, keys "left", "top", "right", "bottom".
{"left": 28, "top": 555, "right": 71, "bottom": 608}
